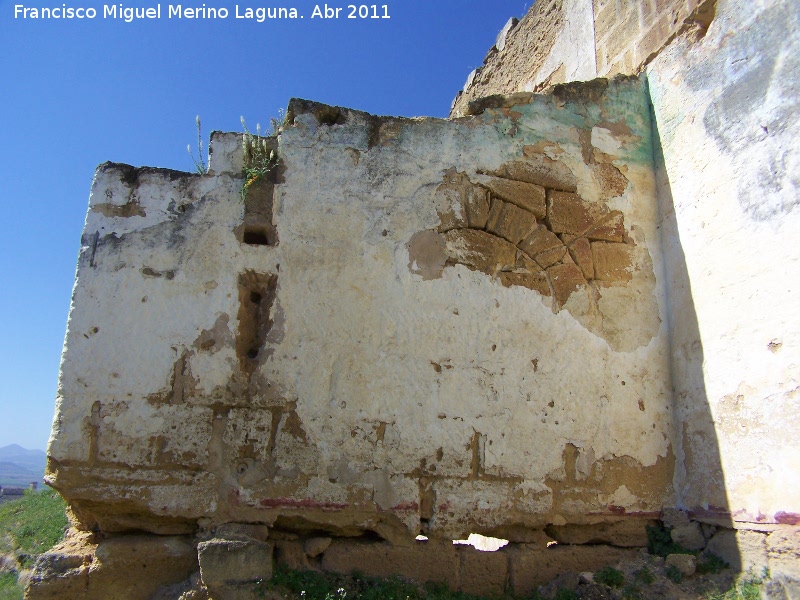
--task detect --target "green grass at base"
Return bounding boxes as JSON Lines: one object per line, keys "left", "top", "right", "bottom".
{"left": 0, "top": 571, "right": 22, "bottom": 600}
{"left": 0, "top": 489, "right": 67, "bottom": 560}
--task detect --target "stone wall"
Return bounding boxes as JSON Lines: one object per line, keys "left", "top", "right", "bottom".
{"left": 48, "top": 77, "right": 672, "bottom": 546}
{"left": 594, "top": 0, "right": 715, "bottom": 77}
{"left": 34, "top": 0, "right": 800, "bottom": 596}
{"left": 450, "top": 0, "right": 715, "bottom": 117}
{"left": 646, "top": 0, "right": 800, "bottom": 538}
{"left": 450, "top": 0, "right": 596, "bottom": 116}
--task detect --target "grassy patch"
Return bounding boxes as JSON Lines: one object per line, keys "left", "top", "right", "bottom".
{"left": 553, "top": 589, "right": 576, "bottom": 600}
{"left": 594, "top": 566, "right": 624, "bottom": 588}
{"left": 0, "top": 489, "right": 67, "bottom": 564}
{"left": 0, "top": 571, "right": 22, "bottom": 600}
{"left": 704, "top": 571, "right": 766, "bottom": 600}
{"left": 259, "top": 566, "right": 493, "bottom": 600}
{"left": 696, "top": 552, "right": 729, "bottom": 575}
{"left": 665, "top": 565, "right": 683, "bottom": 584}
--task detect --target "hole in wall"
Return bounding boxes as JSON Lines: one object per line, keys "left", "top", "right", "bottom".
{"left": 243, "top": 227, "right": 271, "bottom": 246}
{"left": 236, "top": 271, "right": 278, "bottom": 373}
{"left": 452, "top": 533, "right": 509, "bottom": 552}
{"left": 315, "top": 106, "right": 346, "bottom": 126}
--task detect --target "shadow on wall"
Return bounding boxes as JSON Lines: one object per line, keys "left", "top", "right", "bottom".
{"left": 650, "top": 99, "right": 740, "bottom": 568}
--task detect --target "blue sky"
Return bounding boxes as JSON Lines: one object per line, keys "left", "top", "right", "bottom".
{"left": 0, "top": 0, "right": 531, "bottom": 450}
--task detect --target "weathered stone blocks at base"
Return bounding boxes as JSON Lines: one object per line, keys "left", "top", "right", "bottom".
{"left": 320, "top": 540, "right": 460, "bottom": 589}
{"left": 26, "top": 532, "right": 197, "bottom": 600}
{"left": 506, "top": 544, "right": 638, "bottom": 597}
{"left": 198, "top": 539, "right": 274, "bottom": 590}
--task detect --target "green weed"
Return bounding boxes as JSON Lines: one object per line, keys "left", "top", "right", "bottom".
{"left": 633, "top": 566, "right": 654, "bottom": 585}
{"left": 645, "top": 524, "right": 690, "bottom": 557}
{"left": 594, "top": 566, "right": 624, "bottom": 588}
{"left": 240, "top": 117, "right": 279, "bottom": 201}
{"left": 704, "top": 571, "right": 766, "bottom": 600}
{"left": 696, "top": 552, "right": 729, "bottom": 575}
{"left": 187, "top": 115, "right": 207, "bottom": 174}
{"left": 621, "top": 583, "right": 642, "bottom": 600}
{"left": 665, "top": 565, "right": 683, "bottom": 584}
{"left": 553, "top": 589, "right": 576, "bottom": 600}
{"left": 260, "top": 565, "right": 491, "bottom": 600}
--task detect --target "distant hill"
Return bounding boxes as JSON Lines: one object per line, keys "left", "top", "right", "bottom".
{"left": 0, "top": 445, "right": 46, "bottom": 488}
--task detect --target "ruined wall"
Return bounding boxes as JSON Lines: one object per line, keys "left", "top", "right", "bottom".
{"left": 646, "top": 0, "right": 800, "bottom": 575}
{"left": 37, "top": 2, "right": 800, "bottom": 596}
{"left": 450, "top": 0, "right": 596, "bottom": 117}
{"left": 451, "top": 0, "right": 715, "bottom": 117}
{"left": 594, "top": 0, "right": 715, "bottom": 77}
{"left": 48, "top": 76, "right": 672, "bottom": 548}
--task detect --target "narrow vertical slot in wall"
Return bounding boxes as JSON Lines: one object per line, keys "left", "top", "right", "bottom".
{"left": 239, "top": 135, "right": 280, "bottom": 246}
{"left": 236, "top": 271, "right": 277, "bottom": 374}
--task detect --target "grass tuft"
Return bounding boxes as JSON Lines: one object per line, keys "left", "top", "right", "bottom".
{"left": 0, "top": 571, "right": 22, "bottom": 600}
{"left": 645, "top": 524, "right": 690, "bottom": 557}
{"left": 259, "top": 565, "right": 493, "bottom": 600}
{"left": 594, "top": 566, "right": 624, "bottom": 588}
{"left": 0, "top": 489, "right": 67, "bottom": 558}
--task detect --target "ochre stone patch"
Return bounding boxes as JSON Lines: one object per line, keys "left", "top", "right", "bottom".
{"left": 482, "top": 177, "right": 547, "bottom": 218}
{"left": 432, "top": 160, "right": 634, "bottom": 308}
{"left": 443, "top": 229, "right": 517, "bottom": 275}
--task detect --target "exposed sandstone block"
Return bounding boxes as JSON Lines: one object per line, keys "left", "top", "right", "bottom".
{"left": 435, "top": 170, "right": 490, "bottom": 231}
{"left": 566, "top": 236, "right": 595, "bottom": 279}
{"left": 670, "top": 522, "right": 706, "bottom": 551}
{"left": 443, "top": 229, "right": 517, "bottom": 275}
{"left": 320, "top": 540, "right": 458, "bottom": 588}
{"left": 547, "top": 191, "right": 598, "bottom": 235}
{"left": 499, "top": 269, "right": 551, "bottom": 296}
{"left": 548, "top": 263, "right": 587, "bottom": 306}
{"left": 519, "top": 224, "right": 564, "bottom": 258}
{"left": 486, "top": 199, "right": 538, "bottom": 245}
{"left": 482, "top": 177, "right": 547, "bottom": 218}
{"left": 492, "top": 158, "right": 578, "bottom": 192}
{"left": 705, "top": 529, "right": 768, "bottom": 573}
{"left": 275, "top": 540, "right": 312, "bottom": 571}
{"left": 215, "top": 523, "right": 270, "bottom": 542}
{"left": 505, "top": 544, "right": 637, "bottom": 596}
{"left": 591, "top": 242, "right": 634, "bottom": 282}
{"left": 456, "top": 545, "right": 508, "bottom": 597}
{"left": 198, "top": 539, "right": 273, "bottom": 589}
{"left": 535, "top": 245, "right": 568, "bottom": 269}
{"left": 661, "top": 508, "right": 691, "bottom": 529}
{"left": 27, "top": 533, "right": 197, "bottom": 600}
{"left": 545, "top": 518, "right": 657, "bottom": 547}
{"left": 767, "top": 527, "right": 800, "bottom": 580}
{"left": 586, "top": 212, "right": 624, "bottom": 242}
{"left": 304, "top": 537, "right": 333, "bottom": 558}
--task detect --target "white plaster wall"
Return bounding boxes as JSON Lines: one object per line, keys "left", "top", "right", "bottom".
{"left": 50, "top": 79, "right": 675, "bottom": 539}
{"left": 648, "top": 0, "right": 800, "bottom": 524}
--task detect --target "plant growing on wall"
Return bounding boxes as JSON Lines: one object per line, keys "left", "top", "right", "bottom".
{"left": 241, "top": 116, "right": 279, "bottom": 200}
{"left": 187, "top": 115, "right": 208, "bottom": 174}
